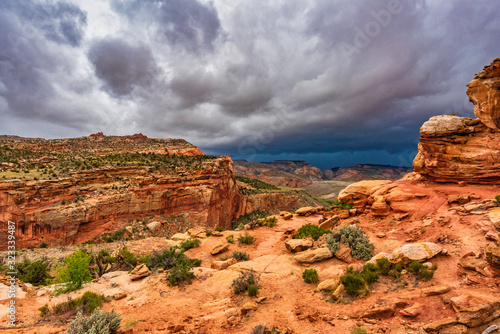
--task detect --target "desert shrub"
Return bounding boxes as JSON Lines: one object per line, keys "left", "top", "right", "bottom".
{"left": 294, "top": 223, "right": 330, "bottom": 241}
{"left": 494, "top": 194, "right": 500, "bottom": 206}
{"left": 39, "top": 304, "right": 49, "bottom": 318}
{"left": 256, "top": 216, "right": 278, "bottom": 227}
{"left": 232, "top": 250, "right": 249, "bottom": 261}
{"left": 138, "top": 255, "right": 151, "bottom": 264}
{"left": 405, "top": 261, "right": 424, "bottom": 275}
{"left": 102, "top": 230, "right": 124, "bottom": 243}
{"left": 166, "top": 262, "right": 195, "bottom": 286}
{"left": 226, "top": 234, "right": 235, "bottom": 243}
{"left": 39, "top": 241, "right": 48, "bottom": 249}
{"left": 420, "top": 268, "right": 434, "bottom": 281}
{"left": 235, "top": 176, "right": 280, "bottom": 192}
{"left": 97, "top": 250, "right": 116, "bottom": 264}
{"left": 53, "top": 291, "right": 106, "bottom": 315}
{"left": 231, "top": 210, "right": 269, "bottom": 230}
{"left": 302, "top": 268, "right": 319, "bottom": 284}
{"left": 189, "top": 258, "right": 202, "bottom": 267}
{"left": 67, "top": 309, "right": 121, "bottom": 334}
{"left": 405, "top": 261, "right": 437, "bottom": 282}
{"left": 122, "top": 247, "right": 137, "bottom": 266}
{"left": 232, "top": 271, "right": 257, "bottom": 295}
{"left": 238, "top": 232, "right": 256, "bottom": 245}
{"left": 340, "top": 272, "right": 369, "bottom": 296}
{"left": 215, "top": 226, "right": 225, "bottom": 232}
{"left": 351, "top": 327, "right": 369, "bottom": 334}
{"left": 55, "top": 250, "right": 93, "bottom": 294}
{"left": 206, "top": 230, "right": 213, "bottom": 237}
{"left": 180, "top": 238, "right": 201, "bottom": 251}
{"left": 376, "top": 257, "right": 391, "bottom": 276}
{"left": 330, "top": 200, "right": 353, "bottom": 210}
{"left": 247, "top": 285, "right": 259, "bottom": 297}
{"left": 146, "top": 247, "right": 188, "bottom": 270}
{"left": 17, "top": 258, "right": 52, "bottom": 286}
{"left": 325, "top": 225, "right": 374, "bottom": 260}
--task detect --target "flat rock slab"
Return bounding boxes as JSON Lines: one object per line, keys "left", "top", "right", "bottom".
{"left": 285, "top": 238, "right": 313, "bottom": 253}
{"left": 294, "top": 247, "right": 333, "bottom": 264}
{"left": 489, "top": 208, "right": 500, "bottom": 229}
{"left": 388, "top": 242, "right": 442, "bottom": 264}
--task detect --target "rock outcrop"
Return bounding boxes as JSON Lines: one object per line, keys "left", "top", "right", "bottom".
{"left": 466, "top": 58, "right": 500, "bottom": 130}
{"left": 414, "top": 58, "right": 500, "bottom": 184}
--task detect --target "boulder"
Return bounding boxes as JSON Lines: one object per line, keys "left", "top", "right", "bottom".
{"left": 422, "top": 318, "right": 460, "bottom": 333}
{"left": 450, "top": 295, "right": 471, "bottom": 312}
{"left": 420, "top": 285, "right": 450, "bottom": 297}
{"left": 371, "top": 196, "right": 390, "bottom": 216}
{"left": 400, "top": 303, "right": 424, "bottom": 318}
{"left": 338, "top": 180, "right": 392, "bottom": 204}
{"left": 489, "top": 208, "right": 500, "bottom": 230}
{"left": 188, "top": 227, "right": 207, "bottom": 239}
{"left": 240, "top": 302, "right": 258, "bottom": 315}
{"left": 337, "top": 210, "right": 350, "bottom": 219}
{"left": 388, "top": 242, "right": 443, "bottom": 264}
{"left": 316, "top": 279, "right": 339, "bottom": 292}
{"left": 413, "top": 115, "right": 500, "bottom": 183}
{"left": 283, "top": 213, "right": 293, "bottom": 220}
{"left": 285, "top": 238, "right": 313, "bottom": 253}
{"left": 171, "top": 233, "right": 190, "bottom": 241}
{"left": 124, "top": 226, "right": 134, "bottom": 236}
{"left": 130, "top": 264, "right": 151, "bottom": 281}
{"left": 485, "top": 246, "right": 500, "bottom": 267}
{"left": 295, "top": 207, "right": 318, "bottom": 216}
{"left": 294, "top": 247, "right": 333, "bottom": 264}
{"left": 334, "top": 242, "right": 352, "bottom": 263}
{"left": 319, "top": 216, "right": 336, "bottom": 229}
{"left": 211, "top": 243, "right": 229, "bottom": 255}
{"left": 448, "top": 194, "right": 471, "bottom": 205}
{"left": 211, "top": 258, "right": 237, "bottom": 270}
{"left": 331, "top": 284, "right": 345, "bottom": 300}
{"left": 147, "top": 221, "right": 162, "bottom": 233}
{"left": 114, "top": 292, "right": 127, "bottom": 300}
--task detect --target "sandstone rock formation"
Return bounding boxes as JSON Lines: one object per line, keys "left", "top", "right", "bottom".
{"left": 466, "top": 58, "right": 500, "bottom": 130}
{"left": 414, "top": 58, "right": 500, "bottom": 183}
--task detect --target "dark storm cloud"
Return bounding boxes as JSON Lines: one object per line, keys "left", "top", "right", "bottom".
{"left": 112, "top": 0, "right": 222, "bottom": 52}
{"left": 88, "top": 38, "right": 158, "bottom": 97}
{"left": 1, "top": 0, "right": 500, "bottom": 167}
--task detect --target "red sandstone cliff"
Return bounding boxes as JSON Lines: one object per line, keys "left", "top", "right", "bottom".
{"left": 413, "top": 58, "right": 500, "bottom": 183}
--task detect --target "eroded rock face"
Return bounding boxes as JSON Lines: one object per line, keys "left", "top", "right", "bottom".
{"left": 337, "top": 180, "right": 391, "bottom": 204}
{"left": 413, "top": 115, "right": 500, "bottom": 183}
{"left": 0, "top": 156, "right": 297, "bottom": 249}
{"left": 466, "top": 58, "right": 500, "bottom": 131}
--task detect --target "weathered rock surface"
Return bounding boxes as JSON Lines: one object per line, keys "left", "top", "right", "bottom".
{"left": 293, "top": 247, "right": 333, "bottom": 264}
{"left": 489, "top": 208, "right": 500, "bottom": 230}
{"left": 338, "top": 180, "right": 391, "bottom": 204}
{"left": 485, "top": 246, "right": 500, "bottom": 267}
{"left": 466, "top": 58, "right": 500, "bottom": 131}
{"left": 130, "top": 264, "right": 151, "bottom": 281}
{"left": 211, "top": 258, "right": 237, "bottom": 270}
{"left": 316, "top": 279, "right": 339, "bottom": 292}
{"left": 295, "top": 207, "right": 318, "bottom": 216}
{"left": 369, "top": 242, "right": 443, "bottom": 265}
{"left": 285, "top": 238, "right": 313, "bottom": 253}
{"left": 211, "top": 243, "right": 230, "bottom": 255}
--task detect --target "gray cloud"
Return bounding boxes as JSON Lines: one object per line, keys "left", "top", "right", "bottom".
{"left": 88, "top": 38, "right": 158, "bottom": 97}
{"left": 1, "top": 0, "right": 500, "bottom": 168}
{"left": 112, "top": 0, "right": 222, "bottom": 52}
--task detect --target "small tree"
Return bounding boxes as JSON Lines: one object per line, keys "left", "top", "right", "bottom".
{"left": 55, "top": 250, "right": 93, "bottom": 294}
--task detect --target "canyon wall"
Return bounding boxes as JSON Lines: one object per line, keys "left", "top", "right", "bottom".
{"left": 0, "top": 157, "right": 296, "bottom": 249}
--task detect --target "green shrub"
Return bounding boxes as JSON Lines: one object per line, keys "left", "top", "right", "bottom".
{"left": 494, "top": 194, "right": 500, "bottom": 206}
{"left": 232, "top": 250, "right": 249, "bottom": 261}
{"left": 53, "top": 291, "right": 106, "bottom": 315}
{"left": 226, "top": 234, "right": 235, "bottom": 243}
{"left": 294, "top": 223, "right": 330, "bottom": 241}
{"left": 231, "top": 210, "right": 269, "bottom": 230}
{"left": 55, "top": 250, "right": 93, "bottom": 294}
{"left": 67, "top": 309, "right": 121, "bottom": 334}
{"left": 404, "top": 261, "right": 437, "bottom": 282}
{"left": 351, "top": 327, "right": 369, "bottom": 334}
{"left": 325, "top": 225, "right": 374, "bottom": 260}
{"left": 189, "top": 258, "right": 202, "bottom": 267}
{"left": 206, "top": 230, "right": 213, "bottom": 237}
{"left": 235, "top": 176, "right": 280, "bottom": 192}
{"left": 302, "top": 268, "right": 319, "bottom": 284}
{"left": 238, "top": 232, "right": 256, "bottom": 245}
{"left": 122, "top": 248, "right": 137, "bottom": 266}
{"left": 376, "top": 257, "right": 391, "bottom": 276}
{"left": 39, "top": 241, "right": 48, "bottom": 249}
{"left": 166, "top": 262, "right": 195, "bottom": 286}
{"left": 256, "top": 216, "right": 278, "bottom": 227}
{"left": 180, "top": 238, "right": 201, "bottom": 251}
{"left": 146, "top": 247, "right": 189, "bottom": 270}
{"left": 215, "top": 226, "right": 225, "bottom": 232}
{"left": 102, "top": 230, "right": 124, "bottom": 243}
{"left": 17, "top": 258, "right": 52, "bottom": 286}
{"left": 39, "top": 304, "right": 49, "bottom": 318}
{"left": 340, "top": 272, "right": 369, "bottom": 296}
{"left": 405, "top": 261, "right": 424, "bottom": 275}
{"left": 247, "top": 285, "right": 259, "bottom": 297}
{"left": 232, "top": 271, "right": 257, "bottom": 295}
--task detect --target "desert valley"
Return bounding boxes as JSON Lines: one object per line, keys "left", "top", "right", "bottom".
{"left": 0, "top": 55, "right": 499, "bottom": 334}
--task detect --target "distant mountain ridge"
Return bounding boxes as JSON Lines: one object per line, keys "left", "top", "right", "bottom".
{"left": 234, "top": 160, "right": 412, "bottom": 200}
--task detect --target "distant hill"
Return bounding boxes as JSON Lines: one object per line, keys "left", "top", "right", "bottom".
{"left": 234, "top": 160, "right": 412, "bottom": 200}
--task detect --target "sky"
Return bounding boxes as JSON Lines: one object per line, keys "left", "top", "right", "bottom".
{"left": 0, "top": 0, "right": 499, "bottom": 169}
